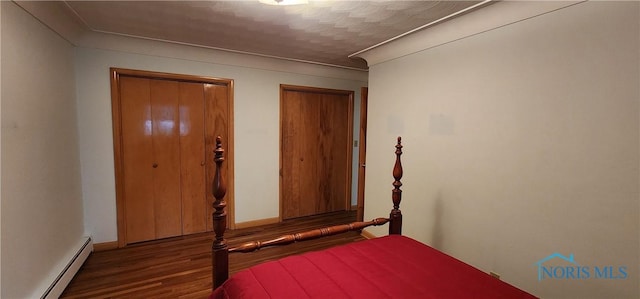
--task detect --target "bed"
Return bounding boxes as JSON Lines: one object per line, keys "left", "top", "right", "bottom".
{"left": 209, "top": 137, "right": 537, "bottom": 299}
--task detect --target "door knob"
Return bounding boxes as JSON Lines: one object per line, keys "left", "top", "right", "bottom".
{"left": 201, "top": 161, "right": 205, "bottom": 166}
{"left": 152, "top": 163, "right": 158, "bottom": 168}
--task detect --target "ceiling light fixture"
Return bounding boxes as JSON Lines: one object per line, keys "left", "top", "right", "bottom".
{"left": 258, "top": 0, "right": 308, "bottom": 6}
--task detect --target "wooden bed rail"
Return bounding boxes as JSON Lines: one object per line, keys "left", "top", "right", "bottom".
{"left": 212, "top": 136, "right": 404, "bottom": 289}
{"left": 229, "top": 218, "right": 389, "bottom": 253}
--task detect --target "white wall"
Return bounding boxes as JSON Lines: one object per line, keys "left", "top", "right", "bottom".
{"left": 75, "top": 40, "right": 367, "bottom": 243}
{"left": 364, "top": 1, "right": 638, "bottom": 298}
{"left": 1, "top": 2, "right": 85, "bottom": 298}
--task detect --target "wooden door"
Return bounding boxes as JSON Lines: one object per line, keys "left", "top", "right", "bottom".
{"left": 120, "top": 78, "right": 199, "bottom": 243}
{"left": 119, "top": 76, "right": 156, "bottom": 243}
{"left": 356, "top": 87, "right": 368, "bottom": 222}
{"left": 280, "top": 85, "right": 354, "bottom": 219}
{"left": 179, "top": 82, "right": 207, "bottom": 235}
{"left": 112, "top": 68, "right": 234, "bottom": 247}
{"left": 204, "top": 83, "right": 233, "bottom": 232}
{"left": 148, "top": 79, "right": 184, "bottom": 238}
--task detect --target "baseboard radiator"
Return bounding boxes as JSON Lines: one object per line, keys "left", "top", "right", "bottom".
{"left": 41, "top": 237, "right": 93, "bottom": 299}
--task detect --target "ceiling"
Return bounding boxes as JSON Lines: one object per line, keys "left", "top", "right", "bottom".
{"left": 43, "top": 1, "right": 491, "bottom": 70}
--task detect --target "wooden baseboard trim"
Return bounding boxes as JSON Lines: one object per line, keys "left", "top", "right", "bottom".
{"left": 234, "top": 217, "right": 280, "bottom": 229}
{"left": 93, "top": 241, "right": 119, "bottom": 251}
{"left": 360, "top": 230, "right": 377, "bottom": 239}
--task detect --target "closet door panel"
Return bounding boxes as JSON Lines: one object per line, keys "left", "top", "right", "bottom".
{"left": 179, "top": 82, "right": 207, "bottom": 234}
{"left": 150, "top": 79, "right": 182, "bottom": 239}
{"left": 113, "top": 68, "right": 234, "bottom": 246}
{"left": 280, "top": 87, "right": 352, "bottom": 219}
{"left": 204, "top": 83, "right": 230, "bottom": 231}
{"left": 120, "top": 77, "right": 156, "bottom": 243}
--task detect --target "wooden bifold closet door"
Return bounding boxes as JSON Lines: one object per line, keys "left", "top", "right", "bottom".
{"left": 112, "top": 69, "right": 233, "bottom": 246}
{"left": 280, "top": 85, "right": 354, "bottom": 220}
{"left": 120, "top": 77, "right": 205, "bottom": 243}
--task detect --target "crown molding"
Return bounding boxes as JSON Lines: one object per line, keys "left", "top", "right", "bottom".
{"left": 353, "top": 0, "right": 584, "bottom": 67}
{"left": 14, "top": 1, "right": 88, "bottom": 45}
{"left": 14, "top": 1, "right": 368, "bottom": 82}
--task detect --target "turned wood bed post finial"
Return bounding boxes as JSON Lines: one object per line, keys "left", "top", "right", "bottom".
{"left": 212, "top": 136, "right": 228, "bottom": 289}
{"left": 389, "top": 136, "right": 403, "bottom": 235}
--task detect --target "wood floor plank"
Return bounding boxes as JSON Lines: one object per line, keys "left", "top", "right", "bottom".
{"left": 61, "top": 211, "right": 363, "bottom": 298}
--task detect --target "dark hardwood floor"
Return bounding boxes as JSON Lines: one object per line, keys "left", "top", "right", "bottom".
{"left": 61, "top": 211, "right": 363, "bottom": 298}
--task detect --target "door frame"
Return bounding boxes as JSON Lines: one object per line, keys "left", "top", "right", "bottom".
{"left": 279, "top": 84, "right": 354, "bottom": 221}
{"left": 110, "top": 68, "right": 235, "bottom": 247}
{"left": 356, "top": 87, "right": 368, "bottom": 222}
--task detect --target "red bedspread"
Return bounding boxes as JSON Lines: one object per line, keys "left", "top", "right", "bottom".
{"left": 211, "top": 235, "right": 536, "bottom": 299}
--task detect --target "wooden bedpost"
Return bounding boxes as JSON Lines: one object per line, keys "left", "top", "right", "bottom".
{"left": 389, "top": 136, "right": 403, "bottom": 235}
{"left": 212, "top": 136, "right": 228, "bottom": 289}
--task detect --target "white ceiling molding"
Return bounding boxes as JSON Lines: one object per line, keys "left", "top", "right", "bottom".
{"left": 14, "top": 1, "right": 368, "bottom": 81}
{"left": 14, "top": 1, "right": 88, "bottom": 44}
{"left": 16, "top": 1, "right": 488, "bottom": 71}
{"left": 353, "top": 0, "right": 585, "bottom": 67}
{"left": 76, "top": 31, "right": 370, "bottom": 82}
